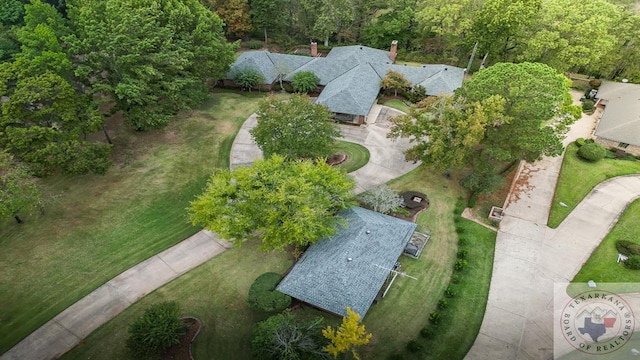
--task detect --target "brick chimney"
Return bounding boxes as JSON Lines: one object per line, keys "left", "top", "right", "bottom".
{"left": 311, "top": 41, "right": 318, "bottom": 57}
{"left": 390, "top": 40, "right": 398, "bottom": 63}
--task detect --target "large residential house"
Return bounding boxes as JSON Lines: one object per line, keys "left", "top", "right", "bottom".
{"left": 594, "top": 81, "right": 640, "bottom": 155}
{"left": 224, "top": 41, "right": 465, "bottom": 125}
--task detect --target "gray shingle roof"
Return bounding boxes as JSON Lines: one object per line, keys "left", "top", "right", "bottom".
{"left": 276, "top": 207, "right": 417, "bottom": 318}
{"left": 226, "top": 46, "right": 465, "bottom": 117}
{"left": 594, "top": 81, "right": 640, "bottom": 147}
{"left": 316, "top": 64, "right": 383, "bottom": 116}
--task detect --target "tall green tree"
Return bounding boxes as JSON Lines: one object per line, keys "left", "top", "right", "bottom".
{"left": 189, "top": 155, "right": 355, "bottom": 251}
{"left": 0, "top": 0, "right": 111, "bottom": 175}
{"left": 66, "top": 0, "right": 236, "bottom": 130}
{"left": 0, "top": 0, "right": 25, "bottom": 26}
{"left": 390, "top": 62, "right": 580, "bottom": 172}
{"left": 249, "top": 0, "right": 290, "bottom": 43}
{"left": 0, "top": 152, "right": 42, "bottom": 224}
{"left": 363, "top": 4, "right": 415, "bottom": 50}
{"left": 251, "top": 94, "right": 340, "bottom": 160}
{"left": 515, "top": 0, "right": 622, "bottom": 73}
{"left": 470, "top": 0, "right": 541, "bottom": 61}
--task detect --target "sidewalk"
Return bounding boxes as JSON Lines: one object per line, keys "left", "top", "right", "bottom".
{"left": 1, "top": 231, "right": 231, "bottom": 360}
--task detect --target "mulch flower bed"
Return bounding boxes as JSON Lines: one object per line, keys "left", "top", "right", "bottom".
{"left": 326, "top": 152, "right": 348, "bottom": 166}
{"left": 161, "top": 317, "right": 202, "bottom": 360}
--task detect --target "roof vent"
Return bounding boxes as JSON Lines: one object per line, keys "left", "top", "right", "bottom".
{"left": 366, "top": 230, "right": 371, "bottom": 234}
{"left": 347, "top": 257, "right": 353, "bottom": 262}
{"left": 444, "top": 67, "right": 448, "bottom": 71}
{"left": 360, "top": 46, "right": 363, "bottom": 50}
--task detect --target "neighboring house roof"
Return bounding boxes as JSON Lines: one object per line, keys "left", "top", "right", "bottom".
{"left": 276, "top": 206, "right": 417, "bottom": 318}
{"left": 226, "top": 45, "right": 465, "bottom": 118}
{"left": 594, "top": 81, "right": 640, "bottom": 147}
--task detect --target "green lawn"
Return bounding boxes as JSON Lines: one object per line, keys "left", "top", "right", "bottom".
{"left": 383, "top": 99, "right": 410, "bottom": 113}
{"left": 332, "top": 140, "right": 370, "bottom": 173}
{"left": 547, "top": 143, "right": 640, "bottom": 228}
{"left": 572, "top": 199, "right": 640, "bottom": 284}
{"left": 0, "top": 89, "right": 289, "bottom": 354}
{"left": 58, "top": 165, "right": 495, "bottom": 360}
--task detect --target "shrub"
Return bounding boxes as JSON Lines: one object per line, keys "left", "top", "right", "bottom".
{"left": 589, "top": 79, "right": 602, "bottom": 89}
{"left": 467, "top": 193, "right": 478, "bottom": 208}
{"left": 577, "top": 142, "right": 606, "bottom": 162}
{"left": 605, "top": 149, "right": 617, "bottom": 159}
{"left": 429, "top": 312, "right": 441, "bottom": 325}
{"left": 405, "top": 85, "right": 427, "bottom": 103}
{"left": 455, "top": 225, "right": 465, "bottom": 234}
{"left": 623, "top": 255, "right": 640, "bottom": 270}
{"left": 582, "top": 100, "right": 594, "bottom": 112}
{"left": 458, "top": 237, "right": 467, "bottom": 246}
{"left": 407, "top": 339, "right": 423, "bottom": 353}
{"left": 445, "top": 286, "right": 457, "bottom": 298}
{"left": 457, "top": 249, "right": 468, "bottom": 259}
{"left": 616, "top": 240, "right": 640, "bottom": 256}
{"left": 575, "top": 138, "right": 585, "bottom": 147}
{"left": 450, "top": 274, "right": 461, "bottom": 284}
{"left": 246, "top": 40, "right": 263, "bottom": 49}
{"left": 291, "top": 71, "right": 320, "bottom": 93}
{"left": 438, "top": 299, "right": 448, "bottom": 309}
{"left": 126, "top": 301, "right": 186, "bottom": 359}
{"left": 247, "top": 272, "right": 292, "bottom": 312}
{"left": 231, "top": 67, "right": 264, "bottom": 92}
{"left": 420, "top": 326, "right": 434, "bottom": 339}
{"left": 454, "top": 259, "right": 468, "bottom": 271}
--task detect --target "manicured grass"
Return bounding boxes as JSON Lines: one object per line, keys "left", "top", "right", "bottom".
{"left": 62, "top": 242, "right": 295, "bottom": 360}
{"left": 547, "top": 143, "right": 640, "bottom": 228}
{"left": 332, "top": 140, "right": 370, "bottom": 173}
{"left": 0, "top": 89, "right": 288, "bottom": 354}
{"left": 572, "top": 199, "right": 640, "bottom": 284}
{"left": 59, "top": 165, "right": 494, "bottom": 360}
{"left": 383, "top": 99, "right": 410, "bottom": 113}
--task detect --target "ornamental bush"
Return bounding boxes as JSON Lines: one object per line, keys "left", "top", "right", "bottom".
{"left": 577, "top": 142, "right": 606, "bottom": 162}
{"left": 231, "top": 67, "right": 264, "bottom": 92}
{"left": 623, "top": 255, "right": 640, "bottom": 270}
{"left": 247, "top": 272, "right": 291, "bottom": 312}
{"left": 407, "top": 339, "right": 423, "bottom": 353}
{"left": 126, "top": 301, "right": 186, "bottom": 359}
{"left": 575, "top": 138, "right": 585, "bottom": 147}
{"left": 291, "top": 71, "right": 320, "bottom": 93}
{"left": 616, "top": 240, "right": 640, "bottom": 256}
{"left": 582, "top": 99, "right": 594, "bottom": 112}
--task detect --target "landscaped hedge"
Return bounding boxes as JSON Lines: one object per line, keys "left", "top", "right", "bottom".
{"left": 577, "top": 142, "right": 607, "bottom": 162}
{"left": 616, "top": 240, "right": 640, "bottom": 257}
{"left": 623, "top": 255, "right": 640, "bottom": 270}
{"left": 247, "top": 272, "right": 291, "bottom": 312}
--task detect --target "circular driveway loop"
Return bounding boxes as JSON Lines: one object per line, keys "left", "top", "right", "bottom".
{"left": 230, "top": 105, "right": 420, "bottom": 194}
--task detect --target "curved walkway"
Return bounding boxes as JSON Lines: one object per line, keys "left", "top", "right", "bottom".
{"left": 230, "top": 105, "right": 420, "bottom": 194}
{"left": 2, "top": 105, "right": 419, "bottom": 360}
{"left": 466, "top": 98, "right": 640, "bottom": 358}
{"left": 1, "top": 231, "right": 232, "bottom": 360}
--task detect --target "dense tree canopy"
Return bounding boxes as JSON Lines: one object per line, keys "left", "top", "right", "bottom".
{"left": 0, "top": 0, "right": 111, "bottom": 175}
{"left": 251, "top": 94, "right": 340, "bottom": 160}
{"left": 390, "top": 62, "right": 581, "bottom": 174}
{"left": 188, "top": 155, "right": 355, "bottom": 251}
{"left": 66, "top": 0, "right": 236, "bottom": 130}
{"left": 252, "top": 311, "right": 327, "bottom": 360}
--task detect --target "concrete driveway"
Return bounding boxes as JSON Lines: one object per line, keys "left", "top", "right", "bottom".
{"left": 230, "top": 105, "right": 420, "bottom": 193}
{"left": 466, "top": 93, "right": 640, "bottom": 359}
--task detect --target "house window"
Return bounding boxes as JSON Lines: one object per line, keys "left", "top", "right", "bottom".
{"left": 619, "top": 143, "right": 629, "bottom": 149}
